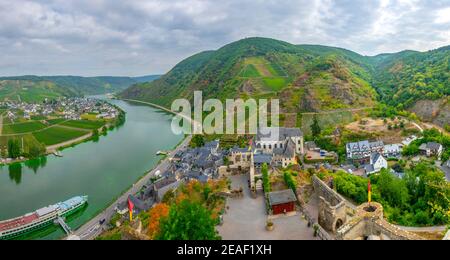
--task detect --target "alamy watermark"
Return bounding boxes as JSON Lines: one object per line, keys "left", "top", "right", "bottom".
{"left": 171, "top": 91, "right": 280, "bottom": 138}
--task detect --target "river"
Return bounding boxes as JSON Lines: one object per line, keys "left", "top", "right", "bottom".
{"left": 0, "top": 97, "right": 184, "bottom": 240}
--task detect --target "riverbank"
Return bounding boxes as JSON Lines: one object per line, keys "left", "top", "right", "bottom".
{"left": 0, "top": 101, "right": 126, "bottom": 166}
{"left": 70, "top": 98, "right": 195, "bottom": 240}
{"left": 119, "top": 98, "right": 201, "bottom": 129}
{"left": 72, "top": 134, "right": 191, "bottom": 240}
{"left": 0, "top": 97, "right": 185, "bottom": 240}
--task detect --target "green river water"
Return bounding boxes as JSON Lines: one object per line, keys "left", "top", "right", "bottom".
{"left": 0, "top": 97, "right": 184, "bottom": 240}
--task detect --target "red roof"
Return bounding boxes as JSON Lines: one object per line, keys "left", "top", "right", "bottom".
{"left": 0, "top": 213, "right": 39, "bottom": 232}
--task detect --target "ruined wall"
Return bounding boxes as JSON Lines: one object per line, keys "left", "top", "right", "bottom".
{"left": 336, "top": 202, "right": 423, "bottom": 240}
{"left": 312, "top": 175, "right": 347, "bottom": 233}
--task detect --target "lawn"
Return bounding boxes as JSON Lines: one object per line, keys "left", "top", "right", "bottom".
{"left": 60, "top": 120, "right": 105, "bottom": 130}
{"left": 2, "top": 121, "right": 47, "bottom": 134}
{"left": 33, "top": 126, "right": 89, "bottom": 145}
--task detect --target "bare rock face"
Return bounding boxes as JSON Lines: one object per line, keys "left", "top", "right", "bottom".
{"left": 409, "top": 97, "right": 449, "bottom": 128}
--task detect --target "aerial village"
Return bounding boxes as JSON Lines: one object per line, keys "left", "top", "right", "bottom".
{"left": 108, "top": 116, "right": 450, "bottom": 240}
{"left": 0, "top": 97, "right": 121, "bottom": 164}
{"left": 1, "top": 97, "right": 119, "bottom": 123}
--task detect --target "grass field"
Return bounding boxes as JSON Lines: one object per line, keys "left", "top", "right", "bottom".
{"left": 33, "top": 126, "right": 89, "bottom": 145}
{"left": 2, "top": 121, "right": 47, "bottom": 134}
{"left": 60, "top": 120, "right": 105, "bottom": 130}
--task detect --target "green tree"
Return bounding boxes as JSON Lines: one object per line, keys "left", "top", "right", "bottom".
{"left": 377, "top": 169, "right": 410, "bottom": 209}
{"left": 7, "top": 139, "right": 21, "bottom": 158}
{"left": 28, "top": 144, "right": 44, "bottom": 158}
{"left": 262, "top": 163, "right": 270, "bottom": 192}
{"left": 190, "top": 135, "right": 205, "bottom": 148}
{"left": 310, "top": 115, "right": 321, "bottom": 137}
{"left": 157, "top": 200, "right": 220, "bottom": 240}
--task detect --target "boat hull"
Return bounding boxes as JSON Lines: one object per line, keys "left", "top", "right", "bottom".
{"left": 0, "top": 196, "right": 88, "bottom": 240}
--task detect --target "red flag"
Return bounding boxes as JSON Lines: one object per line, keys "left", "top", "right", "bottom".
{"left": 128, "top": 197, "right": 134, "bottom": 221}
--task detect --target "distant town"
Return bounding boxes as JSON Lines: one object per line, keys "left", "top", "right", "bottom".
{"left": 0, "top": 96, "right": 124, "bottom": 164}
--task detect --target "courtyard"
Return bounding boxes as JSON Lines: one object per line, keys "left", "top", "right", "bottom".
{"left": 217, "top": 174, "right": 317, "bottom": 240}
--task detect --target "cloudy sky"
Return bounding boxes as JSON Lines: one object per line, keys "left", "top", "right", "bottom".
{"left": 0, "top": 0, "right": 449, "bottom": 76}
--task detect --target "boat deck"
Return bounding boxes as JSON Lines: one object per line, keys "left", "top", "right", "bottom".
{"left": 0, "top": 213, "right": 39, "bottom": 232}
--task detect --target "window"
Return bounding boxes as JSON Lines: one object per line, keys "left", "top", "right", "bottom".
{"left": 263, "top": 144, "right": 266, "bottom": 149}
{"left": 274, "top": 144, "right": 277, "bottom": 149}
{"left": 269, "top": 145, "right": 272, "bottom": 149}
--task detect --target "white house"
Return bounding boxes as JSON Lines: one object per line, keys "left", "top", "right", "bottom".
{"left": 383, "top": 144, "right": 402, "bottom": 158}
{"left": 364, "top": 153, "right": 388, "bottom": 175}
{"left": 419, "top": 142, "right": 443, "bottom": 157}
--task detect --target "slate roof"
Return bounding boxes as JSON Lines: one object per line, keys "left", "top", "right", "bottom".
{"left": 364, "top": 164, "right": 375, "bottom": 173}
{"left": 256, "top": 127, "right": 303, "bottom": 142}
{"left": 347, "top": 140, "right": 384, "bottom": 152}
{"left": 268, "top": 189, "right": 297, "bottom": 206}
{"left": 273, "top": 138, "right": 296, "bottom": 158}
{"left": 128, "top": 194, "right": 152, "bottom": 211}
{"left": 153, "top": 175, "right": 177, "bottom": 190}
{"left": 371, "top": 153, "right": 382, "bottom": 163}
{"left": 253, "top": 153, "right": 273, "bottom": 164}
{"left": 426, "top": 142, "right": 442, "bottom": 150}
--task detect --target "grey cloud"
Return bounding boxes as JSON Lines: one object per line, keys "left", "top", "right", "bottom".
{"left": 0, "top": 0, "right": 448, "bottom": 76}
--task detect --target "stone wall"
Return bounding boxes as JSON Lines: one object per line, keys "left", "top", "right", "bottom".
{"left": 336, "top": 202, "right": 423, "bottom": 240}
{"left": 312, "top": 175, "right": 347, "bottom": 233}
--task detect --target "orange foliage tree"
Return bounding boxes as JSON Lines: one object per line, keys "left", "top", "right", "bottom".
{"left": 147, "top": 203, "right": 170, "bottom": 239}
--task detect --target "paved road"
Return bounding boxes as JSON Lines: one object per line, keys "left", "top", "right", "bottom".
{"left": 411, "top": 122, "right": 424, "bottom": 133}
{"left": 435, "top": 161, "right": 450, "bottom": 182}
{"left": 71, "top": 135, "right": 192, "bottom": 240}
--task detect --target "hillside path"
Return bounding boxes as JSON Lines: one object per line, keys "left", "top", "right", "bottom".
{"left": 300, "top": 106, "right": 374, "bottom": 115}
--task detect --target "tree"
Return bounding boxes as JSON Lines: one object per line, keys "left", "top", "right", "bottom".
{"left": 262, "top": 163, "right": 270, "bottom": 192}
{"left": 190, "top": 135, "right": 205, "bottom": 148}
{"left": 377, "top": 169, "right": 410, "bottom": 209}
{"left": 7, "top": 139, "right": 21, "bottom": 158}
{"left": 28, "top": 144, "right": 44, "bottom": 158}
{"left": 156, "top": 200, "right": 220, "bottom": 240}
{"left": 310, "top": 115, "right": 321, "bottom": 137}
{"left": 147, "top": 203, "right": 170, "bottom": 239}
